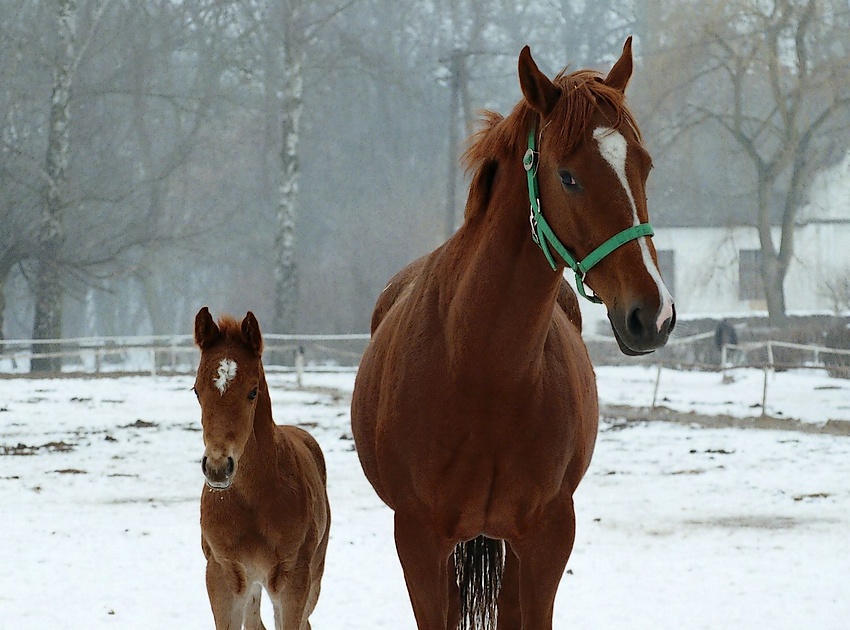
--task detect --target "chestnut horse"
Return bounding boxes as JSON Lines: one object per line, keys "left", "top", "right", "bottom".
{"left": 194, "top": 307, "right": 330, "bottom": 630}
{"left": 351, "top": 38, "right": 675, "bottom": 629}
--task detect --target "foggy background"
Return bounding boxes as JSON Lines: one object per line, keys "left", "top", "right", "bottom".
{"left": 2, "top": 0, "right": 849, "bottom": 355}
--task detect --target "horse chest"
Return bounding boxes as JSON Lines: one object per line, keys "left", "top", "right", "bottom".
{"left": 381, "top": 388, "right": 581, "bottom": 505}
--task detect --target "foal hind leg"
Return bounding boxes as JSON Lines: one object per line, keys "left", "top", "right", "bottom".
{"left": 394, "top": 511, "right": 455, "bottom": 630}
{"left": 244, "top": 584, "right": 266, "bottom": 630}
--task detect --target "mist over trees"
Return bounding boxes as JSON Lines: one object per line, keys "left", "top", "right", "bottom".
{"left": 1, "top": 0, "right": 849, "bottom": 345}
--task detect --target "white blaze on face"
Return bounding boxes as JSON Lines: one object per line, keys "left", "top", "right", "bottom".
{"left": 593, "top": 127, "right": 674, "bottom": 331}
{"left": 213, "top": 358, "right": 238, "bottom": 394}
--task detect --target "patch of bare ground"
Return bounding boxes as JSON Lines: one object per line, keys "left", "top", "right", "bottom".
{"left": 602, "top": 404, "right": 850, "bottom": 436}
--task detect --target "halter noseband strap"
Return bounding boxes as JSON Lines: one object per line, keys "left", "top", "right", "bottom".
{"left": 523, "top": 128, "right": 654, "bottom": 304}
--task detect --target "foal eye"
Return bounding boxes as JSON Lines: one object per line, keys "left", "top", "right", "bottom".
{"left": 247, "top": 388, "right": 258, "bottom": 401}
{"left": 559, "top": 170, "right": 577, "bottom": 188}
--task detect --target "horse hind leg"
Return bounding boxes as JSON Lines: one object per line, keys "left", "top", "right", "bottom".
{"left": 495, "top": 545, "right": 520, "bottom": 630}
{"left": 509, "top": 495, "right": 577, "bottom": 629}
{"left": 394, "top": 511, "right": 456, "bottom": 630}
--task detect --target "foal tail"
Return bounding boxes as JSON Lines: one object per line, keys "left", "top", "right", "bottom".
{"left": 454, "top": 535, "right": 505, "bottom": 630}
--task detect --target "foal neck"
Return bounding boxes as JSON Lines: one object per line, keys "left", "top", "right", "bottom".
{"left": 235, "top": 369, "right": 280, "bottom": 480}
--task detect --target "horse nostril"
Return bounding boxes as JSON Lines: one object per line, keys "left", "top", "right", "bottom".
{"left": 627, "top": 306, "right": 646, "bottom": 338}
{"left": 226, "top": 457, "right": 235, "bottom": 476}
{"left": 201, "top": 455, "right": 208, "bottom": 475}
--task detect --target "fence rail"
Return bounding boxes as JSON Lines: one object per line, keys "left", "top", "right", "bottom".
{"left": 0, "top": 333, "right": 371, "bottom": 376}
{"left": 3, "top": 331, "right": 849, "bottom": 379}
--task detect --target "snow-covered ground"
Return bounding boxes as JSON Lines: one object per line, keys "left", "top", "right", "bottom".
{"left": 2, "top": 367, "right": 849, "bottom": 628}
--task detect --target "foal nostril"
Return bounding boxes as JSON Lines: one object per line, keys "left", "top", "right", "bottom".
{"left": 226, "top": 457, "right": 235, "bottom": 477}
{"left": 201, "top": 455, "right": 208, "bottom": 475}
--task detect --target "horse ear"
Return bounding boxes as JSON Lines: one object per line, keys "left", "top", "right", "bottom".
{"left": 241, "top": 311, "right": 263, "bottom": 355}
{"left": 518, "top": 46, "right": 561, "bottom": 116}
{"left": 194, "top": 307, "right": 221, "bottom": 349}
{"left": 604, "top": 36, "right": 633, "bottom": 94}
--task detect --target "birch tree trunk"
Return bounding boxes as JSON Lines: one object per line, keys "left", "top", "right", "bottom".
{"left": 31, "top": 0, "right": 76, "bottom": 372}
{"left": 272, "top": 6, "right": 304, "bottom": 335}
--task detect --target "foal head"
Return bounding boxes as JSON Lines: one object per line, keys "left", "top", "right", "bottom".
{"left": 515, "top": 38, "right": 675, "bottom": 354}
{"left": 193, "top": 307, "right": 264, "bottom": 490}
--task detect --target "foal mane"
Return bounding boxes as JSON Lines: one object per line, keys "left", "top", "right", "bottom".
{"left": 212, "top": 315, "right": 264, "bottom": 355}
{"left": 461, "top": 69, "right": 641, "bottom": 221}
{"left": 215, "top": 315, "right": 243, "bottom": 341}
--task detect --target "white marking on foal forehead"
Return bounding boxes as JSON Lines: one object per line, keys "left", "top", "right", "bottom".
{"left": 593, "top": 127, "right": 674, "bottom": 331}
{"left": 213, "top": 358, "right": 238, "bottom": 394}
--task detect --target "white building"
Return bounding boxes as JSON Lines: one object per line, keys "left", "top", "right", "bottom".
{"left": 576, "top": 152, "right": 850, "bottom": 332}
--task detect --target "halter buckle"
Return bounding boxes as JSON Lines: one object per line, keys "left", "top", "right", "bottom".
{"left": 529, "top": 204, "right": 540, "bottom": 244}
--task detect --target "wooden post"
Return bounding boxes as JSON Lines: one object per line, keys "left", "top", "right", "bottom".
{"left": 651, "top": 363, "right": 662, "bottom": 408}
{"left": 761, "top": 366, "right": 769, "bottom": 417}
{"left": 295, "top": 345, "right": 305, "bottom": 390}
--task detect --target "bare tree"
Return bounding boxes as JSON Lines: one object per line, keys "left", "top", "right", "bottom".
{"left": 30, "top": 0, "right": 80, "bottom": 370}
{"left": 650, "top": 0, "right": 850, "bottom": 325}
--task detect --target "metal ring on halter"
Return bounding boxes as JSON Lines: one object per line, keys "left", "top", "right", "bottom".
{"left": 523, "top": 148, "right": 535, "bottom": 172}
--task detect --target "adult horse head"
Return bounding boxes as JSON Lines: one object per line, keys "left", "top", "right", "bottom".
{"left": 193, "top": 306, "right": 264, "bottom": 490}
{"left": 512, "top": 37, "right": 675, "bottom": 354}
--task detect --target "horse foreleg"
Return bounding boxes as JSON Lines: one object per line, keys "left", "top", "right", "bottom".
{"left": 510, "top": 495, "right": 577, "bottom": 629}
{"left": 394, "top": 511, "right": 454, "bottom": 630}
{"left": 206, "top": 557, "right": 253, "bottom": 630}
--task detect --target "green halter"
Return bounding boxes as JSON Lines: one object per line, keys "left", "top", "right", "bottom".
{"left": 523, "top": 128, "right": 654, "bottom": 304}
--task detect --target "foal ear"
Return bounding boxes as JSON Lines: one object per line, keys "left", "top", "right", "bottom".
{"left": 518, "top": 46, "right": 561, "bottom": 116}
{"left": 241, "top": 311, "right": 264, "bottom": 355}
{"left": 194, "top": 306, "right": 221, "bottom": 349}
{"left": 604, "top": 36, "right": 633, "bottom": 94}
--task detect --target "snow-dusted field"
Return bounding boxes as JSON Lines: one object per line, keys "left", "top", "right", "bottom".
{"left": 2, "top": 367, "right": 849, "bottom": 628}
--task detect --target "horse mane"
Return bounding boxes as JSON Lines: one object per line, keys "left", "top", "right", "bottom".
{"left": 461, "top": 69, "right": 641, "bottom": 221}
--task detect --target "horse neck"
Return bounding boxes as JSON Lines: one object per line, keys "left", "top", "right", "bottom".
{"left": 442, "top": 158, "right": 564, "bottom": 380}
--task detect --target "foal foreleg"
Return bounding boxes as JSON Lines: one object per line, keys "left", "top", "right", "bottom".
{"left": 206, "top": 557, "right": 255, "bottom": 630}
{"left": 268, "top": 560, "right": 314, "bottom": 630}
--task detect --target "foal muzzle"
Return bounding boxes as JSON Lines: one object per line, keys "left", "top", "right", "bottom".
{"left": 201, "top": 454, "right": 236, "bottom": 490}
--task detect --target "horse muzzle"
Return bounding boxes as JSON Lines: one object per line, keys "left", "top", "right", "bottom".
{"left": 608, "top": 301, "right": 676, "bottom": 356}
{"left": 201, "top": 454, "right": 236, "bottom": 490}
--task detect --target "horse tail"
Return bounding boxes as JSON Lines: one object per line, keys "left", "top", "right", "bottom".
{"left": 454, "top": 535, "right": 505, "bottom": 630}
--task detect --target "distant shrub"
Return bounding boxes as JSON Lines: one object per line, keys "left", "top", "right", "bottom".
{"left": 824, "top": 323, "right": 850, "bottom": 379}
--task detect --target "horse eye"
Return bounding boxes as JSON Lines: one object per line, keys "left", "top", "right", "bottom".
{"left": 248, "top": 388, "right": 258, "bottom": 401}
{"left": 559, "top": 170, "right": 577, "bottom": 188}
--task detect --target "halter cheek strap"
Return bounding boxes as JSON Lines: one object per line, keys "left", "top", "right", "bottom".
{"left": 523, "top": 128, "right": 654, "bottom": 304}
